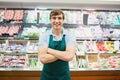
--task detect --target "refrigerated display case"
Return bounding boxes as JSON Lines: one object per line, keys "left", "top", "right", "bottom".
{"left": 0, "top": 4, "right": 120, "bottom": 80}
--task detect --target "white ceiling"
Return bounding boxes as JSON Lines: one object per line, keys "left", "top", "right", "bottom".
{"left": 0, "top": 0, "right": 120, "bottom": 10}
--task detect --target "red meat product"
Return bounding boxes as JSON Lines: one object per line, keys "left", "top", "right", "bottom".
{"left": 13, "top": 10, "right": 24, "bottom": 21}
{"left": 4, "top": 10, "right": 14, "bottom": 21}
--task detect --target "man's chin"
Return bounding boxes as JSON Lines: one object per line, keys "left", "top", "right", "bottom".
{"left": 55, "top": 26, "right": 60, "bottom": 29}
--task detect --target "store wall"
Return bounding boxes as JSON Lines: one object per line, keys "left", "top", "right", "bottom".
{"left": 0, "top": 0, "right": 120, "bottom": 10}
{"left": 0, "top": 0, "right": 120, "bottom": 4}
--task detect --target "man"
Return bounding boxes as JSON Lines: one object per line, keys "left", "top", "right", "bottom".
{"left": 38, "top": 9, "right": 76, "bottom": 80}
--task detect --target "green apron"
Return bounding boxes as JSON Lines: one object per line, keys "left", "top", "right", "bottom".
{"left": 41, "top": 35, "right": 71, "bottom": 80}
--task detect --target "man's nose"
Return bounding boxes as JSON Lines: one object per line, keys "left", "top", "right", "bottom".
{"left": 55, "top": 18, "right": 59, "bottom": 22}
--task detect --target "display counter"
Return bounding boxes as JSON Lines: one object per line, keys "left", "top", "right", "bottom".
{"left": 0, "top": 69, "right": 120, "bottom": 80}
{"left": 0, "top": 8, "right": 120, "bottom": 80}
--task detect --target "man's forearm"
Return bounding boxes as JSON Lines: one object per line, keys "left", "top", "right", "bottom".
{"left": 38, "top": 46, "right": 58, "bottom": 64}
{"left": 48, "top": 48, "right": 74, "bottom": 61}
{"left": 39, "top": 53, "right": 58, "bottom": 64}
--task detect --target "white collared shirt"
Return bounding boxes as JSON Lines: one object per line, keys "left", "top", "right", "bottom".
{"left": 38, "top": 28, "right": 76, "bottom": 47}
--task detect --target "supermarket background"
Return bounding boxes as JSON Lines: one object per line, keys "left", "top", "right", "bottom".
{"left": 0, "top": 0, "right": 120, "bottom": 80}
{"left": 0, "top": 9, "right": 120, "bottom": 70}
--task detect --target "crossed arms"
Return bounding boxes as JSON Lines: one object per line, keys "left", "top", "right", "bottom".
{"left": 38, "top": 45, "right": 76, "bottom": 64}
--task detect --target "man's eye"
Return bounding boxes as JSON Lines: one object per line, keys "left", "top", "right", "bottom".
{"left": 52, "top": 17, "right": 63, "bottom": 20}
{"left": 58, "top": 17, "right": 62, "bottom": 20}
{"left": 52, "top": 17, "right": 56, "bottom": 19}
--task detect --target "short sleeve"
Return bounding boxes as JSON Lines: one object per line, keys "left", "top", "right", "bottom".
{"left": 66, "top": 32, "right": 76, "bottom": 47}
{"left": 38, "top": 33, "right": 49, "bottom": 47}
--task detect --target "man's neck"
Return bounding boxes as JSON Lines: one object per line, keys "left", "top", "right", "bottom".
{"left": 52, "top": 28, "right": 63, "bottom": 37}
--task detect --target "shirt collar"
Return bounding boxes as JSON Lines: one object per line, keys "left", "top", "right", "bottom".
{"left": 49, "top": 27, "right": 67, "bottom": 36}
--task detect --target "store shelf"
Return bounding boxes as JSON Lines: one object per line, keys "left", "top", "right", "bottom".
{"left": 0, "top": 36, "right": 39, "bottom": 40}
{"left": 0, "top": 1, "right": 120, "bottom": 80}
{"left": 1, "top": 67, "right": 120, "bottom": 71}
{"left": 101, "top": 24, "right": 120, "bottom": 29}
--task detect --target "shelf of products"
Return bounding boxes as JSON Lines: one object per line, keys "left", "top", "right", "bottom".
{"left": 0, "top": 40, "right": 120, "bottom": 71}
{"left": 0, "top": 8, "right": 120, "bottom": 80}
{"left": 0, "top": 8, "right": 120, "bottom": 71}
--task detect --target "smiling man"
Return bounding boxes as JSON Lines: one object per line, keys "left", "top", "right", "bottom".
{"left": 38, "top": 9, "right": 76, "bottom": 80}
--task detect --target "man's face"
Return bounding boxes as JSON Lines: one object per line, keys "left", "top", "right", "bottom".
{"left": 50, "top": 14, "right": 64, "bottom": 30}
